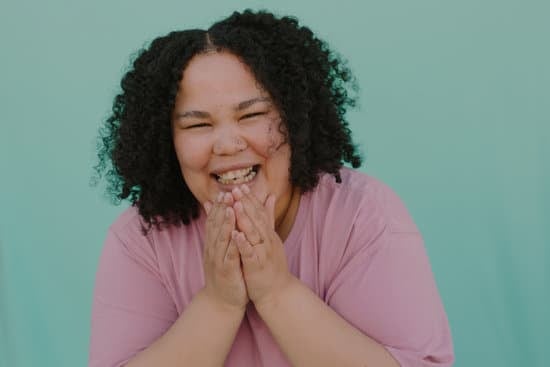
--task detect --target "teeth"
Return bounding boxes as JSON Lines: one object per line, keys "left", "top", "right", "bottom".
{"left": 216, "top": 166, "right": 256, "bottom": 185}
{"left": 217, "top": 166, "right": 253, "bottom": 180}
{"left": 218, "top": 171, "right": 256, "bottom": 185}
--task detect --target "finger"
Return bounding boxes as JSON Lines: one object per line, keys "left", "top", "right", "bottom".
{"left": 233, "top": 200, "right": 263, "bottom": 245}
{"left": 206, "top": 192, "right": 223, "bottom": 223}
{"left": 234, "top": 231, "right": 258, "bottom": 267}
{"left": 232, "top": 186, "right": 265, "bottom": 223}
{"left": 215, "top": 206, "right": 236, "bottom": 264}
{"left": 204, "top": 193, "right": 226, "bottom": 251}
{"left": 224, "top": 231, "right": 240, "bottom": 265}
{"left": 203, "top": 201, "right": 212, "bottom": 215}
{"left": 204, "top": 199, "right": 220, "bottom": 241}
{"left": 206, "top": 204, "right": 221, "bottom": 228}
{"left": 242, "top": 189, "right": 283, "bottom": 247}
{"left": 240, "top": 184, "right": 264, "bottom": 209}
{"left": 242, "top": 184, "right": 267, "bottom": 205}
{"left": 214, "top": 191, "right": 224, "bottom": 205}
{"left": 231, "top": 186, "right": 244, "bottom": 201}
{"left": 223, "top": 192, "right": 234, "bottom": 206}
{"left": 236, "top": 186, "right": 271, "bottom": 239}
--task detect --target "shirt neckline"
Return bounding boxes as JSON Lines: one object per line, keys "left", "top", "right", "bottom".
{"left": 282, "top": 189, "right": 310, "bottom": 252}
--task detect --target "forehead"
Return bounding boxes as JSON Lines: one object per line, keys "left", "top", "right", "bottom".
{"left": 177, "top": 51, "right": 266, "bottom": 107}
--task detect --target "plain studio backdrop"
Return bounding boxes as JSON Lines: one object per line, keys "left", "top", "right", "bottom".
{"left": 0, "top": 1, "right": 548, "bottom": 366}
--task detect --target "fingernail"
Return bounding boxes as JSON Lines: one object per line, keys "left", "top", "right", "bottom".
{"left": 217, "top": 192, "right": 223, "bottom": 203}
{"left": 204, "top": 201, "right": 212, "bottom": 214}
{"left": 241, "top": 184, "right": 250, "bottom": 194}
{"left": 233, "top": 187, "right": 243, "bottom": 199}
{"left": 224, "top": 192, "right": 232, "bottom": 203}
{"left": 234, "top": 201, "right": 243, "bottom": 212}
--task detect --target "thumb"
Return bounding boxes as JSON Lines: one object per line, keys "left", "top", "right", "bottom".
{"left": 233, "top": 231, "right": 257, "bottom": 267}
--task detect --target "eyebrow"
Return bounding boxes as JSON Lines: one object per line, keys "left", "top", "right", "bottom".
{"left": 236, "top": 97, "right": 270, "bottom": 111}
{"left": 175, "top": 97, "right": 271, "bottom": 120}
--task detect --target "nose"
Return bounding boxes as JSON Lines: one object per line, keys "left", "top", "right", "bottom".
{"left": 212, "top": 125, "right": 248, "bottom": 155}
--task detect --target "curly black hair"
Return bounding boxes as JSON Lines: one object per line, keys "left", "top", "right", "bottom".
{"left": 92, "top": 9, "right": 362, "bottom": 234}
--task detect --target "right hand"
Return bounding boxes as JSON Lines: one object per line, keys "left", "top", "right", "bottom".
{"left": 201, "top": 192, "right": 249, "bottom": 310}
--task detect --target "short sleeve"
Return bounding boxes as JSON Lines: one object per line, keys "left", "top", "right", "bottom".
{"left": 325, "top": 227, "right": 454, "bottom": 367}
{"left": 89, "top": 228, "right": 178, "bottom": 367}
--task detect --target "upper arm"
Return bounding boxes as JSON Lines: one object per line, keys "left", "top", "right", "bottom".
{"left": 89, "top": 229, "right": 178, "bottom": 367}
{"left": 326, "top": 229, "right": 454, "bottom": 366}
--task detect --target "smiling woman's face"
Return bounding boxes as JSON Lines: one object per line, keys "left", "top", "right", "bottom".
{"left": 172, "top": 51, "right": 294, "bottom": 223}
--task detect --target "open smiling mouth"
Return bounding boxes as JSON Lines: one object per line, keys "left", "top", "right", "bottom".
{"left": 212, "top": 165, "right": 260, "bottom": 185}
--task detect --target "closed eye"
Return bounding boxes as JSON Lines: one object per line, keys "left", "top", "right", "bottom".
{"left": 185, "top": 123, "right": 210, "bottom": 129}
{"left": 241, "top": 112, "right": 266, "bottom": 119}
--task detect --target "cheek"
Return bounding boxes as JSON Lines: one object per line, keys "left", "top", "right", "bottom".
{"left": 173, "top": 136, "right": 210, "bottom": 169}
{"left": 266, "top": 118, "right": 287, "bottom": 156}
{"left": 248, "top": 116, "right": 287, "bottom": 158}
{"left": 261, "top": 120, "right": 292, "bottom": 186}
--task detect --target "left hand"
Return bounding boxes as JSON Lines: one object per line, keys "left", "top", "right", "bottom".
{"left": 230, "top": 185, "right": 294, "bottom": 308}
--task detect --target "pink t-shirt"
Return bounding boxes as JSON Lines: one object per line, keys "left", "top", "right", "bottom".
{"left": 89, "top": 168, "right": 454, "bottom": 366}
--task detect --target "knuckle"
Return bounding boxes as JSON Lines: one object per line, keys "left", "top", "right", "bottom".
{"left": 253, "top": 228, "right": 262, "bottom": 241}
{"left": 251, "top": 230, "right": 261, "bottom": 242}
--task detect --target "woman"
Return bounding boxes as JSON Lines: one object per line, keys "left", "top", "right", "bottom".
{"left": 90, "top": 10, "right": 454, "bottom": 367}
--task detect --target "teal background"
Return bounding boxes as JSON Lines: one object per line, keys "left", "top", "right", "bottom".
{"left": 1, "top": 0, "right": 548, "bottom": 366}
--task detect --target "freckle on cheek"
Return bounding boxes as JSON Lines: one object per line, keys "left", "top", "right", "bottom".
{"left": 266, "top": 119, "right": 285, "bottom": 156}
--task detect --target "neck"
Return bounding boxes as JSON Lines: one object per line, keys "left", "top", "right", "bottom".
{"left": 275, "top": 186, "right": 301, "bottom": 242}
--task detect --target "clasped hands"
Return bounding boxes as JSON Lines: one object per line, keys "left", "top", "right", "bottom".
{"left": 202, "top": 185, "right": 294, "bottom": 312}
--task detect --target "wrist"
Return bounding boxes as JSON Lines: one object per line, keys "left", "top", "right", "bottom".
{"left": 196, "top": 289, "right": 247, "bottom": 318}
{"left": 253, "top": 275, "right": 300, "bottom": 315}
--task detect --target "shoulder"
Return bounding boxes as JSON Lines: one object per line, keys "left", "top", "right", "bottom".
{"left": 312, "top": 167, "right": 419, "bottom": 234}
{"left": 104, "top": 206, "right": 202, "bottom": 273}
{"left": 108, "top": 205, "right": 152, "bottom": 244}
{"left": 101, "top": 206, "right": 159, "bottom": 273}
{"left": 106, "top": 203, "right": 204, "bottom": 247}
